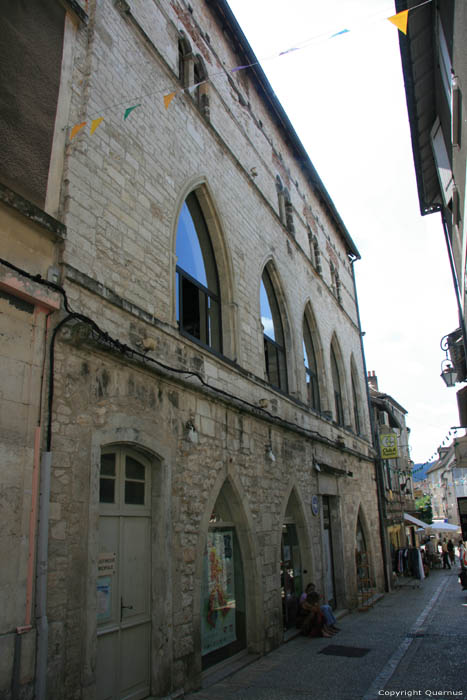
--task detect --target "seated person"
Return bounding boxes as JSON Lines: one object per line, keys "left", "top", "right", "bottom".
{"left": 300, "top": 592, "right": 336, "bottom": 638}
{"left": 298, "top": 582, "right": 339, "bottom": 631}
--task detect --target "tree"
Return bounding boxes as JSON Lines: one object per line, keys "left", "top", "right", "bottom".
{"left": 415, "top": 494, "right": 433, "bottom": 524}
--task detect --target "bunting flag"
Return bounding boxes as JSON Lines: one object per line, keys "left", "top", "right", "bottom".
{"left": 67, "top": 0, "right": 431, "bottom": 133}
{"left": 387, "top": 9, "right": 409, "bottom": 34}
{"left": 90, "top": 117, "right": 104, "bottom": 134}
{"left": 70, "top": 122, "right": 87, "bottom": 140}
{"left": 330, "top": 29, "right": 350, "bottom": 39}
{"left": 124, "top": 104, "right": 141, "bottom": 120}
{"left": 163, "top": 92, "right": 176, "bottom": 109}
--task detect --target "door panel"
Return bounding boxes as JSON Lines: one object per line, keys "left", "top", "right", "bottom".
{"left": 96, "top": 449, "right": 151, "bottom": 700}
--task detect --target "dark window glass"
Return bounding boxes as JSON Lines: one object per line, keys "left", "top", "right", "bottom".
{"left": 352, "top": 374, "right": 361, "bottom": 434}
{"left": 125, "top": 480, "right": 145, "bottom": 505}
{"left": 331, "top": 346, "right": 344, "bottom": 426}
{"left": 100, "top": 453, "right": 116, "bottom": 476}
{"left": 260, "top": 269, "right": 287, "bottom": 391}
{"left": 99, "top": 478, "right": 115, "bottom": 504}
{"left": 303, "top": 320, "right": 320, "bottom": 412}
{"left": 176, "top": 193, "right": 221, "bottom": 352}
{"left": 126, "top": 456, "right": 145, "bottom": 480}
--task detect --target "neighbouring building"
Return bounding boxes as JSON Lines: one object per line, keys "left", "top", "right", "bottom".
{"left": 426, "top": 437, "right": 467, "bottom": 537}
{"left": 0, "top": 1, "right": 384, "bottom": 698}
{"left": 397, "top": 0, "right": 467, "bottom": 417}
{"left": 367, "top": 371, "right": 416, "bottom": 587}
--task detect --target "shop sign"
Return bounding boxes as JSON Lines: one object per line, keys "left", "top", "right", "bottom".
{"left": 380, "top": 433, "right": 398, "bottom": 459}
{"left": 201, "top": 531, "right": 237, "bottom": 655}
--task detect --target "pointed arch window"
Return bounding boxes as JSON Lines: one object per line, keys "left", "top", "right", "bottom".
{"left": 351, "top": 371, "right": 361, "bottom": 435}
{"left": 260, "top": 268, "right": 287, "bottom": 391}
{"left": 303, "top": 318, "right": 320, "bottom": 411}
{"left": 330, "top": 345, "right": 344, "bottom": 426}
{"left": 176, "top": 192, "right": 221, "bottom": 352}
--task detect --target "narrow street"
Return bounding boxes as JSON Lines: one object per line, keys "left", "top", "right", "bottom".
{"left": 186, "top": 568, "right": 467, "bottom": 700}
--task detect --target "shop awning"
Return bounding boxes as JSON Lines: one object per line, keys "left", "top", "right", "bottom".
{"left": 403, "top": 513, "right": 429, "bottom": 529}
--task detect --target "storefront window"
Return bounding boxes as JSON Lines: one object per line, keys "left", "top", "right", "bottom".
{"left": 201, "top": 526, "right": 246, "bottom": 669}
{"left": 281, "top": 524, "right": 302, "bottom": 629}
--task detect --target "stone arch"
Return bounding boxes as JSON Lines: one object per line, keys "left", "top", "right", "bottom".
{"left": 178, "top": 30, "right": 193, "bottom": 87}
{"left": 275, "top": 482, "right": 314, "bottom": 629}
{"left": 193, "top": 54, "right": 210, "bottom": 119}
{"left": 192, "top": 467, "right": 263, "bottom": 678}
{"left": 302, "top": 299, "right": 329, "bottom": 414}
{"left": 171, "top": 177, "right": 238, "bottom": 361}
{"left": 350, "top": 354, "right": 363, "bottom": 436}
{"left": 330, "top": 333, "right": 350, "bottom": 428}
{"left": 258, "top": 257, "right": 298, "bottom": 395}
{"left": 354, "top": 504, "right": 377, "bottom": 592}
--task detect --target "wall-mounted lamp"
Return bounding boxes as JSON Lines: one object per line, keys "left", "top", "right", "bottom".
{"left": 186, "top": 420, "right": 198, "bottom": 444}
{"left": 440, "top": 334, "right": 457, "bottom": 388}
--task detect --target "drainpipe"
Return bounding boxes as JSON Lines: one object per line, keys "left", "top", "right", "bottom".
{"left": 35, "top": 450, "right": 52, "bottom": 700}
{"left": 351, "top": 261, "right": 391, "bottom": 592}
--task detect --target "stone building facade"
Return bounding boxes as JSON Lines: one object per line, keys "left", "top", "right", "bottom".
{"left": 0, "top": 1, "right": 384, "bottom": 698}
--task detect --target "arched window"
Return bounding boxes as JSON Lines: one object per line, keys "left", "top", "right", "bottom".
{"left": 351, "top": 370, "right": 361, "bottom": 435}
{"left": 303, "top": 317, "right": 320, "bottom": 411}
{"left": 178, "top": 32, "right": 193, "bottom": 87}
{"left": 330, "top": 344, "right": 344, "bottom": 425}
{"left": 194, "top": 55, "right": 210, "bottom": 119}
{"left": 260, "top": 268, "right": 287, "bottom": 391}
{"left": 275, "top": 176, "right": 294, "bottom": 235}
{"left": 176, "top": 192, "right": 221, "bottom": 352}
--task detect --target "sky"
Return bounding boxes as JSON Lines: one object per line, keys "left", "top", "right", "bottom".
{"left": 227, "top": 0, "right": 461, "bottom": 465}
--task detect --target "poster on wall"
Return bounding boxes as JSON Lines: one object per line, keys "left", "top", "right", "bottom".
{"left": 201, "top": 530, "right": 236, "bottom": 655}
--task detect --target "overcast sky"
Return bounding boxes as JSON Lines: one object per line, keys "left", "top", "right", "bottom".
{"left": 227, "top": 0, "right": 461, "bottom": 464}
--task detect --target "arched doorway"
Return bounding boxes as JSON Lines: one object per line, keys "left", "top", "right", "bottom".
{"left": 355, "top": 512, "right": 372, "bottom": 605}
{"left": 201, "top": 483, "right": 247, "bottom": 670}
{"left": 281, "top": 490, "right": 309, "bottom": 630}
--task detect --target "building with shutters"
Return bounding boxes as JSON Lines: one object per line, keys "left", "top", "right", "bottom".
{"left": 0, "top": 1, "right": 384, "bottom": 698}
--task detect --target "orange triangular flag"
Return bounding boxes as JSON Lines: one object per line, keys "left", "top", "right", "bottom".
{"left": 163, "top": 92, "right": 176, "bottom": 109}
{"left": 90, "top": 117, "right": 104, "bottom": 135}
{"left": 388, "top": 9, "right": 408, "bottom": 34}
{"left": 70, "top": 122, "right": 87, "bottom": 139}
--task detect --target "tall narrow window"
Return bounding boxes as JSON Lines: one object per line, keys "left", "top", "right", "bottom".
{"left": 176, "top": 192, "right": 221, "bottom": 352}
{"left": 352, "top": 373, "right": 361, "bottom": 435}
{"left": 303, "top": 318, "right": 320, "bottom": 411}
{"left": 330, "top": 345, "right": 344, "bottom": 426}
{"left": 260, "top": 268, "right": 287, "bottom": 391}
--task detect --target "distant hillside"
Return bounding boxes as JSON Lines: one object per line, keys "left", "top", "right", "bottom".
{"left": 412, "top": 462, "right": 432, "bottom": 482}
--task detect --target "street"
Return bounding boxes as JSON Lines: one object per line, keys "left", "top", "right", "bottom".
{"left": 185, "top": 567, "right": 467, "bottom": 700}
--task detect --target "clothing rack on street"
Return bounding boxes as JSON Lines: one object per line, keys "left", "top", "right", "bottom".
{"left": 393, "top": 547, "right": 424, "bottom": 589}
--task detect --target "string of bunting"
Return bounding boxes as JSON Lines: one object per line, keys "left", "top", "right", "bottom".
{"left": 412, "top": 427, "right": 461, "bottom": 476}
{"left": 68, "top": 2, "right": 428, "bottom": 139}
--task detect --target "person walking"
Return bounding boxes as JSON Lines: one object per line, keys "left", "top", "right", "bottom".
{"left": 447, "top": 539, "right": 455, "bottom": 565}
{"left": 441, "top": 539, "right": 451, "bottom": 569}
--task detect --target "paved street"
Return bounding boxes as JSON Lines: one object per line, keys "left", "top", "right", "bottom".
{"left": 185, "top": 567, "right": 467, "bottom": 700}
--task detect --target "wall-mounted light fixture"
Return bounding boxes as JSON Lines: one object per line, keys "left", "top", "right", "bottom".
{"left": 440, "top": 334, "right": 457, "bottom": 387}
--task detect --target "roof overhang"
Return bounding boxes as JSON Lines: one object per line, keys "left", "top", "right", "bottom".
{"left": 396, "top": 0, "right": 442, "bottom": 215}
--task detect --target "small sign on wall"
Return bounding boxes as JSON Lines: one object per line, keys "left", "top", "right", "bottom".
{"left": 98, "top": 552, "right": 117, "bottom": 575}
{"left": 380, "top": 433, "right": 399, "bottom": 459}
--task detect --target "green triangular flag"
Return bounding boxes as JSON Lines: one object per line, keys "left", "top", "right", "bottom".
{"left": 124, "top": 104, "right": 141, "bottom": 120}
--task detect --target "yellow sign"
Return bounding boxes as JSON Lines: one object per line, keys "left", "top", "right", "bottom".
{"left": 380, "top": 433, "right": 398, "bottom": 459}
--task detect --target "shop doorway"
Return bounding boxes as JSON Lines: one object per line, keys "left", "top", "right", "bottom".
{"left": 96, "top": 449, "right": 152, "bottom": 700}
{"left": 201, "top": 484, "right": 246, "bottom": 670}
{"left": 281, "top": 523, "right": 302, "bottom": 629}
{"left": 322, "top": 496, "right": 336, "bottom": 609}
{"left": 356, "top": 513, "right": 371, "bottom": 591}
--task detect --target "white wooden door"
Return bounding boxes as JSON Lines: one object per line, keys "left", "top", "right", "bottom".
{"left": 96, "top": 449, "right": 151, "bottom": 700}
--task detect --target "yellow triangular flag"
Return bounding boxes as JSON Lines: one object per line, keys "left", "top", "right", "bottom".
{"left": 90, "top": 117, "right": 104, "bottom": 135}
{"left": 70, "top": 121, "right": 87, "bottom": 139}
{"left": 388, "top": 9, "right": 409, "bottom": 35}
{"left": 164, "top": 92, "right": 176, "bottom": 109}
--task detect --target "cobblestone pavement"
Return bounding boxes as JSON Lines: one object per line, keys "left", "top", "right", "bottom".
{"left": 184, "top": 567, "right": 467, "bottom": 700}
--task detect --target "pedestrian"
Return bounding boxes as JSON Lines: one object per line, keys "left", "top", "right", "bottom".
{"left": 441, "top": 539, "right": 451, "bottom": 569}
{"left": 298, "top": 582, "right": 340, "bottom": 631}
{"left": 447, "top": 539, "right": 455, "bottom": 565}
{"left": 300, "top": 592, "right": 336, "bottom": 638}
{"left": 459, "top": 540, "right": 466, "bottom": 569}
